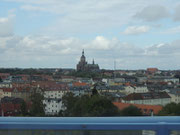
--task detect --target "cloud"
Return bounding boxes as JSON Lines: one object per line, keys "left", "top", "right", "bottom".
{"left": 0, "top": 14, "right": 15, "bottom": 37}
{"left": 145, "top": 40, "right": 180, "bottom": 55}
{"left": 123, "top": 26, "right": 150, "bottom": 35}
{"left": 6, "top": 0, "right": 160, "bottom": 35}
{"left": 173, "top": 4, "right": 180, "bottom": 21}
{"left": 3, "top": 0, "right": 61, "bottom": 5}
{"left": 0, "top": 35, "right": 82, "bottom": 68}
{"left": 3, "top": 0, "right": 175, "bottom": 36}
{"left": 134, "top": 5, "right": 169, "bottom": 22}
{"left": 83, "top": 36, "right": 115, "bottom": 50}
{"left": 0, "top": 34, "right": 180, "bottom": 69}
{"left": 0, "top": 35, "right": 143, "bottom": 68}
{"left": 21, "top": 5, "right": 47, "bottom": 12}
{"left": 1, "top": 0, "right": 180, "bottom": 69}
{"left": 162, "top": 25, "right": 180, "bottom": 34}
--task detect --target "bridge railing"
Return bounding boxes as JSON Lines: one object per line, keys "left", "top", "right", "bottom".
{"left": 0, "top": 117, "right": 180, "bottom": 135}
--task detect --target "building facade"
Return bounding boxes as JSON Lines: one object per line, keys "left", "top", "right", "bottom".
{"left": 43, "top": 88, "right": 68, "bottom": 115}
{"left": 122, "top": 92, "right": 171, "bottom": 106}
{"left": 76, "top": 50, "right": 99, "bottom": 72}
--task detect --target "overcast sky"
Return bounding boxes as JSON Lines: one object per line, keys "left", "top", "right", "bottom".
{"left": 0, "top": 0, "right": 180, "bottom": 70}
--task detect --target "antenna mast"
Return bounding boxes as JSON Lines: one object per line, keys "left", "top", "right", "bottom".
{"left": 114, "top": 60, "right": 116, "bottom": 78}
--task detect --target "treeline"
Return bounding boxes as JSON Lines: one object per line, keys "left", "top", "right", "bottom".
{"left": 19, "top": 92, "right": 45, "bottom": 117}
{"left": 67, "top": 71, "right": 102, "bottom": 78}
{"left": 158, "top": 102, "right": 180, "bottom": 116}
{"left": 59, "top": 92, "right": 143, "bottom": 117}
{"left": 0, "top": 68, "right": 53, "bottom": 75}
{"left": 19, "top": 91, "right": 180, "bottom": 117}
{"left": 20, "top": 91, "right": 142, "bottom": 117}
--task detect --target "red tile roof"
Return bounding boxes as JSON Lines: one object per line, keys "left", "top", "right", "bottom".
{"left": 0, "top": 73, "right": 10, "bottom": 79}
{"left": 2, "top": 88, "right": 13, "bottom": 92}
{"left": 73, "top": 82, "right": 88, "bottom": 87}
{"left": 113, "top": 102, "right": 162, "bottom": 115}
{"left": 147, "top": 68, "right": 158, "bottom": 73}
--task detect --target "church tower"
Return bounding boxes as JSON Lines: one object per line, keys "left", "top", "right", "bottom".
{"left": 80, "top": 49, "right": 86, "bottom": 63}
{"left": 76, "top": 50, "right": 100, "bottom": 72}
{"left": 76, "top": 49, "right": 87, "bottom": 71}
{"left": 92, "top": 59, "right": 95, "bottom": 65}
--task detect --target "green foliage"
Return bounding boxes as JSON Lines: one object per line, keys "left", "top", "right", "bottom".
{"left": 61, "top": 93, "right": 120, "bottom": 117}
{"left": 67, "top": 71, "right": 101, "bottom": 78}
{"left": 0, "top": 77, "right": 2, "bottom": 82}
{"left": 20, "top": 100, "right": 28, "bottom": 116}
{"left": 30, "top": 92, "right": 45, "bottom": 116}
{"left": 0, "top": 68, "right": 53, "bottom": 75}
{"left": 61, "top": 92, "right": 79, "bottom": 116}
{"left": 121, "top": 105, "right": 143, "bottom": 116}
{"left": 92, "top": 85, "right": 99, "bottom": 96}
{"left": 158, "top": 102, "right": 180, "bottom": 116}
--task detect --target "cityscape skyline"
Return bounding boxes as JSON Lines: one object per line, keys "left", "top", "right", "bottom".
{"left": 1, "top": 0, "right": 180, "bottom": 69}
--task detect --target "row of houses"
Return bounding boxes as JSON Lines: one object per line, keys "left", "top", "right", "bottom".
{"left": 0, "top": 71, "right": 179, "bottom": 116}
{"left": 43, "top": 87, "right": 179, "bottom": 115}
{"left": 0, "top": 83, "right": 179, "bottom": 115}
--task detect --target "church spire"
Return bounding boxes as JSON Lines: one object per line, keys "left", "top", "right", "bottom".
{"left": 92, "top": 59, "right": 95, "bottom": 65}
{"left": 82, "top": 49, "right": 84, "bottom": 56}
{"left": 80, "top": 49, "right": 86, "bottom": 63}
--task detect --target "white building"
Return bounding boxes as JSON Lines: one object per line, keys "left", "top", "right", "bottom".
{"left": 0, "top": 82, "right": 12, "bottom": 88}
{"left": 124, "top": 86, "right": 149, "bottom": 94}
{"left": 149, "top": 76, "right": 179, "bottom": 84}
{"left": 102, "top": 78, "right": 125, "bottom": 86}
{"left": 0, "top": 88, "right": 12, "bottom": 99}
{"left": 43, "top": 88, "right": 68, "bottom": 115}
{"left": 168, "top": 89, "right": 180, "bottom": 104}
{"left": 3, "top": 88, "right": 12, "bottom": 97}
{"left": 137, "top": 77, "right": 147, "bottom": 83}
{"left": 122, "top": 92, "right": 171, "bottom": 106}
{"left": 164, "top": 77, "right": 179, "bottom": 84}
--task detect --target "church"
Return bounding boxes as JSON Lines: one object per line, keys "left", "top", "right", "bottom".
{"left": 76, "top": 50, "right": 100, "bottom": 72}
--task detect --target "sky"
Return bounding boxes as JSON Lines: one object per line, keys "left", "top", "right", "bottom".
{"left": 0, "top": 0, "right": 180, "bottom": 70}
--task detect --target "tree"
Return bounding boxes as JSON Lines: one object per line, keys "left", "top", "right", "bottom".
{"left": 20, "top": 100, "right": 28, "bottom": 116}
{"left": 30, "top": 91, "right": 45, "bottom": 116}
{"left": 67, "top": 71, "right": 102, "bottom": 78}
{"left": 84, "top": 95, "right": 120, "bottom": 116}
{"left": 91, "top": 84, "right": 99, "bottom": 96}
{"left": 158, "top": 102, "right": 180, "bottom": 116}
{"left": 61, "top": 93, "right": 120, "bottom": 117}
{"left": 61, "top": 92, "right": 78, "bottom": 116}
{"left": 0, "top": 77, "right": 2, "bottom": 82}
{"left": 121, "top": 105, "right": 143, "bottom": 116}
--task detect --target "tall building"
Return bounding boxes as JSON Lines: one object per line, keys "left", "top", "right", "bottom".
{"left": 76, "top": 50, "right": 100, "bottom": 72}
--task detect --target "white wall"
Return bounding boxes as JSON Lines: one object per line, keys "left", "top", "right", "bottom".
{"left": 122, "top": 98, "right": 171, "bottom": 106}
{"left": 43, "top": 90, "right": 66, "bottom": 115}
{"left": 125, "top": 86, "right": 149, "bottom": 94}
{"left": 169, "top": 93, "right": 180, "bottom": 104}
